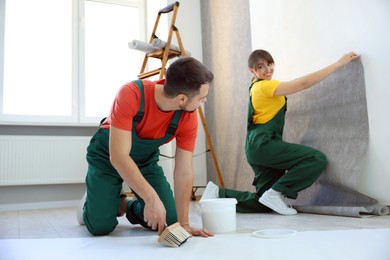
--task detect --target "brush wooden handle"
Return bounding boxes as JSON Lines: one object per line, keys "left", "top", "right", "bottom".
{"left": 158, "top": 222, "right": 181, "bottom": 243}
{"left": 158, "top": 222, "right": 190, "bottom": 247}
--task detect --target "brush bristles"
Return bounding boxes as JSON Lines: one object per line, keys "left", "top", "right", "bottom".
{"left": 158, "top": 222, "right": 191, "bottom": 248}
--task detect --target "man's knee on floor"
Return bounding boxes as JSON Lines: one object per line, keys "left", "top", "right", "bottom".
{"left": 85, "top": 217, "right": 117, "bottom": 236}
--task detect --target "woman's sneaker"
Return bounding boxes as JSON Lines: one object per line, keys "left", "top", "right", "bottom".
{"left": 259, "top": 190, "right": 297, "bottom": 215}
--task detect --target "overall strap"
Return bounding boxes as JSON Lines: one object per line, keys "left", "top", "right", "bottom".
{"left": 247, "top": 79, "right": 260, "bottom": 125}
{"left": 133, "top": 80, "right": 145, "bottom": 125}
{"left": 132, "top": 79, "right": 182, "bottom": 137}
{"left": 165, "top": 110, "right": 183, "bottom": 137}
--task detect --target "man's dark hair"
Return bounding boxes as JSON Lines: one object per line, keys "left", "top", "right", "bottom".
{"left": 164, "top": 57, "right": 214, "bottom": 99}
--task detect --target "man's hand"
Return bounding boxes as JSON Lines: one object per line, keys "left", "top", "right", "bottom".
{"left": 182, "top": 224, "right": 214, "bottom": 238}
{"left": 143, "top": 196, "right": 167, "bottom": 235}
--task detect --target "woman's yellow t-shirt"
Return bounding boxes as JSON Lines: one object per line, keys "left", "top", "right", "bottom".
{"left": 250, "top": 79, "right": 285, "bottom": 124}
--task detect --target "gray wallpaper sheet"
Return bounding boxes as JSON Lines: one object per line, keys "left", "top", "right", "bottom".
{"left": 284, "top": 59, "right": 388, "bottom": 217}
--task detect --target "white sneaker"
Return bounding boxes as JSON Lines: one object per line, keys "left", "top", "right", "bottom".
{"left": 76, "top": 191, "right": 87, "bottom": 225}
{"left": 259, "top": 190, "right": 297, "bottom": 215}
{"left": 200, "top": 181, "right": 219, "bottom": 201}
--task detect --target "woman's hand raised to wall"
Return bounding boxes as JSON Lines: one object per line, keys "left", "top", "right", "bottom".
{"left": 335, "top": 52, "right": 360, "bottom": 68}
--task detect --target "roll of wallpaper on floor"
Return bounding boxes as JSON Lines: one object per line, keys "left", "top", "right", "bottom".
{"left": 152, "top": 38, "right": 191, "bottom": 57}
{"left": 128, "top": 39, "right": 159, "bottom": 53}
{"left": 199, "top": 198, "right": 237, "bottom": 233}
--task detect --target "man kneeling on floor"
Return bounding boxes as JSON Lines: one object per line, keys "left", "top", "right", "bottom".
{"left": 77, "top": 57, "right": 214, "bottom": 238}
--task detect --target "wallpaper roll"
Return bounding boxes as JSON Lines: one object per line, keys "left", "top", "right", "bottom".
{"left": 152, "top": 38, "right": 191, "bottom": 57}
{"left": 128, "top": 39, "right": 159, "bottom": 53}
{"left": 283, "top": 59, "right": 388, "bottom": 217}
{"left": 290, "top": 180, "right": 390, "bottom": 217}
{"left": 293, "top": 205, "right": 389, "bottom": 217}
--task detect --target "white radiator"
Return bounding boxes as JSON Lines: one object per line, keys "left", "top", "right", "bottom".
{"left": 0, "top": 135, "right": 91, "bottom": 186}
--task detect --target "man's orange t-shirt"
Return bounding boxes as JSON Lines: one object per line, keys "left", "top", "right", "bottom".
{"left": 100, "top": 79, "right": 198, "bottom": 152}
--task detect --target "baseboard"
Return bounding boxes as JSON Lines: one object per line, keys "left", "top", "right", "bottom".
{"left": 0, "top": 200, "right": 80, "bottom": 212}
{"left": 0, "top": 192, "right": 203, "bottom": 212}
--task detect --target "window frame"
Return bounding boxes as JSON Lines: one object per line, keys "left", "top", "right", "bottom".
{"left": 0, "top": 0, "right": 146, "bottom": 126}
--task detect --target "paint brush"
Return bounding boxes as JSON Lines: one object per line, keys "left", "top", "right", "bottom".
{"left": 158, "top": 222, "right": 191, "bottom": 247}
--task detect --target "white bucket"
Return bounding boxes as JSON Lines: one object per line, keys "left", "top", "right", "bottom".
{"left": 199, "top": 198, "right": 238, "bottom": 233}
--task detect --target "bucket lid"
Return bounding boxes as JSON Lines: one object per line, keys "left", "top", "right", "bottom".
{"left": 199, "top": 198, "right": 238, "bottom": 207}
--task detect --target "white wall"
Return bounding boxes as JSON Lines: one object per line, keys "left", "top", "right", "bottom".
{"left": 249, "top": 0, "right": 390, "bottom": 204}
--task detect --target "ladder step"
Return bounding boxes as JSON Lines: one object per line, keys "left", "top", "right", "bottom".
{"left": 147, "top": 49, "right": 182, "bottom": 59}
{"left": 147, "top": 49, "right": 164, "bottom": 58}
{"left": 138, "top": 68, "right": 162, "bottom": 79}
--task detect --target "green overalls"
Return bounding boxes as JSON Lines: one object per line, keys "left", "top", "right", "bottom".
{"left": 220, "top": 80, "right": 327, "bottom": 213}
{"left": 83, "top": 80, "right": 182, "bottom": 235}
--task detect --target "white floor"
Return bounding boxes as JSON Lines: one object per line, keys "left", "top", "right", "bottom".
{"left": 1, "top": 202, "right": 390, "bottom": 260}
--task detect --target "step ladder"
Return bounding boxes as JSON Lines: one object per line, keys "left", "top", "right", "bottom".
{"left": 136, "top": 2, "right": 225, "bottom": 189}
{"left": 138, "top": 2, "right": 186, "bottom": 79}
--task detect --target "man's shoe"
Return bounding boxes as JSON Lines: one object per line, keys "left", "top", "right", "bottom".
{"left": 76, "top": 192, "right": 87, "bottom": 225}
{"left": 117, "top": 193, "right": 128, "bottom": 217}
{"left": 126, "top": 201, "right": 150, "bottom": 229}
{"left": 259, "top": 190, "right": 297, "bottom": 215}
{"left": 200, "top": 181, "right": 219, "bottom": 201}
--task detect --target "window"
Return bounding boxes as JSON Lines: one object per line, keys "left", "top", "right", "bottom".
{"left": 0, "top": 0, "right": 145, "bottom": 125}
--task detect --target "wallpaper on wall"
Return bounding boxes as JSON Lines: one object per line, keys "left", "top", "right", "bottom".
{"left": 283, "top": 59, "right": 388, "bottom": 216}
